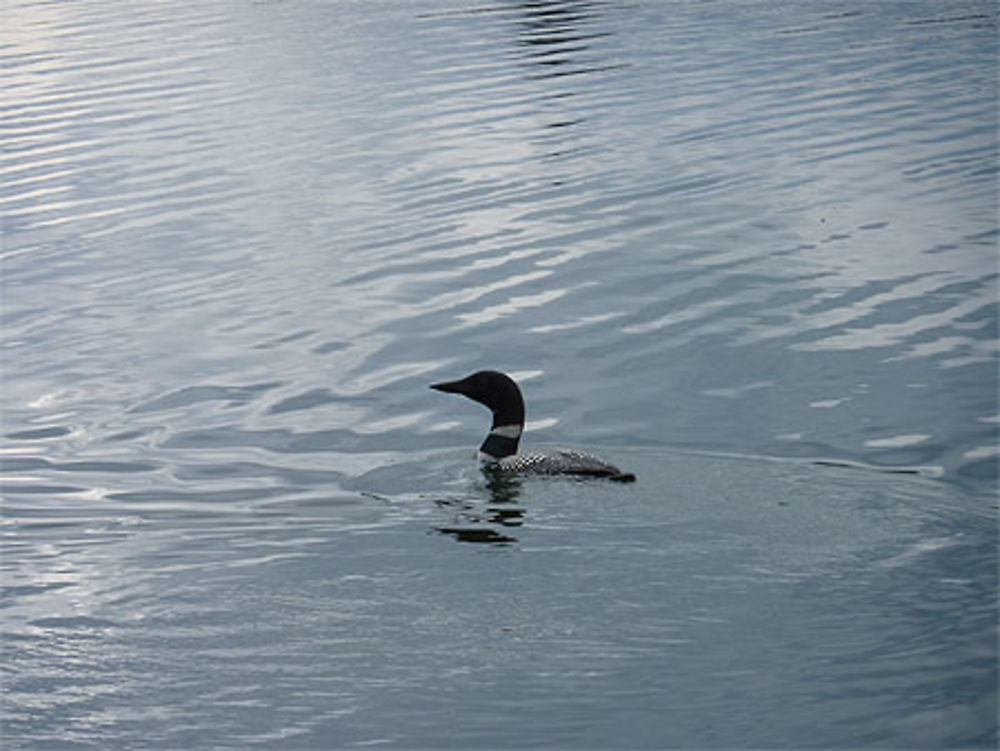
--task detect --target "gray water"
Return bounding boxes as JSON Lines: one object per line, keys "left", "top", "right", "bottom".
{"left": 2, "top": 1, "right": 997, "bottom": 748}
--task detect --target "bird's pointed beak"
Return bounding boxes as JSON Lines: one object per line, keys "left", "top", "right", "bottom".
{"left": 430, "top": 378, "right": 465, "bottom": 395}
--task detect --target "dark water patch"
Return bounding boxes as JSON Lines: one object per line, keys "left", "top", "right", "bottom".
{"left": 810, "top": 458, "right": 936, "bottom": 477}
{"left": 435, "top": 526, "right": 518, "bottom": 545}
{"left": 311, "top": 339, "right": 348, "bottom": 355}
{"left": 965, "top": 227, "right": 1000, "bottom": 244}
{"left": 0, "top": 456, "right": 158, "bottom": 474}
{"left": 906, "top": 13, "right": 993, "bottom": 26}
{"left": 0, "top": 483, "right": 88, "bottom": 496}
{"left": 28, "top": 615, "right": 124, "bottom": 631}
{"left": 265, "top": 388, "right": 339, "bottom": 415}
{"left": 858, "top": 220, "right": 890, "bottom": 230}
{"left": 4, "top": 426, "right": 72, "bottom": 440}
{"left": 251, "top": 328, "right": 317, "bottom": 350}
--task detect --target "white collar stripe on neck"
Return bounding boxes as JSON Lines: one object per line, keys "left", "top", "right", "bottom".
{"left": 490, "top": 424, "right": 522, "bottom": 439}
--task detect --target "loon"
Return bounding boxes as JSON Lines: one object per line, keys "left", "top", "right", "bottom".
{"left": 431, "top": 370, "right": 636, "bottom": 482}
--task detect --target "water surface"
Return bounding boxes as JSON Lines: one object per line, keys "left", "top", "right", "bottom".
{"left": 2, "top": 1, "right": 997, "bottom": 748}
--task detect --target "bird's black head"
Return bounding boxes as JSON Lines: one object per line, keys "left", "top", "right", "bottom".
{"left": 430, "top": 370, "right": 525, "bottom": 428}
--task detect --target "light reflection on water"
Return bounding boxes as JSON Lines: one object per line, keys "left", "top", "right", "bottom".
{"left": 2, "top": 0, "right": 997, "bottom": 748}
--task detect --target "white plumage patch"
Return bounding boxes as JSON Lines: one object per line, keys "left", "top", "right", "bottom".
{"left": 489, "top": 424, "right": 522, "bottom": 439}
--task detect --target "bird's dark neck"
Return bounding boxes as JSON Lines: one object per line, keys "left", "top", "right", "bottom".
{"left": 492, "top": 397, "right": 524, "bottom": 430}
{"left": 480, "top": 427, "right": 521, "bottom": 459}
{"left": 480, "top": 405, "right": 524, "bottom": 459}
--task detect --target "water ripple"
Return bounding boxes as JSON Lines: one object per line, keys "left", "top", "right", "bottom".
{"left": 0, "top": 0, "right": 995, "bottom": 529}
{"left": 2, "top": 3, "right": 997, "bottom": 747}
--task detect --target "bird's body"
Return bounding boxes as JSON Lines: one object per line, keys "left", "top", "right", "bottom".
{"left": 495, "top": 449, "right": 630, "bottom": 478}
{"left": 431, "top": 370, "right": 635, "bottom": 482}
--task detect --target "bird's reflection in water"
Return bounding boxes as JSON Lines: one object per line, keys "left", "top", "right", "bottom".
{"left": 434, "top": 467, "right": 525, "bottom": 545}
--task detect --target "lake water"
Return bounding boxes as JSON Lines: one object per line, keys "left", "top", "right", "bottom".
{"left": 2, "top": 1, "right": 997, "bottom": 748}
